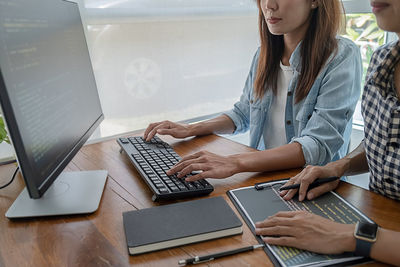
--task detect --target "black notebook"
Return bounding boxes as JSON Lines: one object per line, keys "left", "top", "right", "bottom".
{"left": 123, "top": 196, "right": 243, "bottom": 255}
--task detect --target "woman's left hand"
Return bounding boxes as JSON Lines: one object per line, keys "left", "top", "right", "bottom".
{"left": 255, "top": 211, "right": 356, "bottom": 255}
{"left": 166, "top": 150, "right": 241, "bottom": 181}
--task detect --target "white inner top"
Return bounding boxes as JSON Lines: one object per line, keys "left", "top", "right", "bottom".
{"left": 263, "top": 61, "right": 294, "bottom": 149}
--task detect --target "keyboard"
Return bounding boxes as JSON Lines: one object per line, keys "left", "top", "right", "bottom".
{"left": 117, "top": 136, "right": 214, "bottom": 201}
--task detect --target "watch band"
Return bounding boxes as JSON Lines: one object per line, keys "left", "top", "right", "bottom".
{"left": 354, "top": 238, "right": 373, "bottom": 257}
{"left": 353, "top": 221, "right": 378, "bottom": 257}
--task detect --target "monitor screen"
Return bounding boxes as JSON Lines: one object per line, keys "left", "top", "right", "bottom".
{"left": 0, "top": 0, "right": 103, "bottom": 199}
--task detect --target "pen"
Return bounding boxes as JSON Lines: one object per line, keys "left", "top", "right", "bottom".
{"left": 178, "top": 244, "right": 265, "bottom": 265}
{"left": 279, "top": 176, "right": 340, "bottom": 191}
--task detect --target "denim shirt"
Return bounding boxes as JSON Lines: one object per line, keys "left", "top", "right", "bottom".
{"left": 224, "top": 36, "right": 362, "bottom": 166}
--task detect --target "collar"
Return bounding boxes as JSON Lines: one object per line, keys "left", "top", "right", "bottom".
{"left": 371, "top": 40, "right": 400, "bottom": 95}
{"left": 289, "top": 41, "right": 302, "bottom": 73}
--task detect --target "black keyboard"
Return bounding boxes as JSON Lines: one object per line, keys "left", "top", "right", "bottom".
{"left": 117, "top": 136, "right": 214, "bottom": 201}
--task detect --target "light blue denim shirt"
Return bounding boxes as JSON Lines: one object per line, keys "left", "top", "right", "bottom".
{"left": 224, "top": 36, "right": 362, "bottom": 166}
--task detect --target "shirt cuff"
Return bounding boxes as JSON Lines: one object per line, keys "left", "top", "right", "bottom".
{"left": 290, "top": 136, "right": 326, "bottom": 166}
{"left": 223, "top": 110, "right": 245, "bottom": 134}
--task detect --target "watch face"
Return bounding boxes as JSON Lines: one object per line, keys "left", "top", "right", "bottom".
{"left": 357, "top": 222, "right": 378, "bottom": 239}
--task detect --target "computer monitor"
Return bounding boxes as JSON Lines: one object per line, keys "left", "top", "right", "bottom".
{"left": 0, "top": 0, "right": 108, "bottom": 218}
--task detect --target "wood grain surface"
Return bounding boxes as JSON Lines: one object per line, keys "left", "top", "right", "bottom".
{"left": 0, "top": 134, "right": 398, "bottom": 267}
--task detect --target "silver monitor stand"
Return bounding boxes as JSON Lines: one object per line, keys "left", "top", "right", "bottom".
{"left": 5, "top": 170, "right": 108, "bottom": 218}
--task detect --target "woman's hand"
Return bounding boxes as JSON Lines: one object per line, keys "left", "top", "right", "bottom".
{"left": 166, "top": 151, "right": 241, "bottom": 181}
{"left": 280, "top": 164, "right": 343, "bottom": 201}
{"left": 255, "top": 211, "right": 355, "bottom": 255}
{"left": 143, "top": 120, "right": 194, "bottom": 141}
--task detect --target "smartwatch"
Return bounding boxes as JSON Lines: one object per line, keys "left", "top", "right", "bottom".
{"left": 353, "top": 221, "right": 378, "bottom": 257}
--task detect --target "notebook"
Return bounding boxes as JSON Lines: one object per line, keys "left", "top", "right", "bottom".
{"left": 227, "top": 179, "right": 373, "bottom": 267}
{"left": 123, "top": 196, "right": 243, "bottom": 255}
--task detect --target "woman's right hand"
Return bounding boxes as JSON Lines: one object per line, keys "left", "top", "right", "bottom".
{"left": 143, "top": 120, "right": 194, "bottom": 141}
{"left": 280, "top": 164, "right": 343, "bottom": 202}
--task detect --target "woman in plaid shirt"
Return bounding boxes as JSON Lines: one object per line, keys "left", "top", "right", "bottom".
{"left": 255, "top": 0, "right": 400, "bottom": 265}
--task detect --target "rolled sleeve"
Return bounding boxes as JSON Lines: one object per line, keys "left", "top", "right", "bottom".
{"left": 224, "top": 95, "right": 250, "bottom": 134}
{"left": 291, "top": 39, "right": 362, "bottom": 165}
{"left": 292, "top": 135, "right": 323, "bottom": 165}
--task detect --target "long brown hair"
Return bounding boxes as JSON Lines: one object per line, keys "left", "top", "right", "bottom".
{"left": 254, "top": 0, "right": 344, "bottom": 103}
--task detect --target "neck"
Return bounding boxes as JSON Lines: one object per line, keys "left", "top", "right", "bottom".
{"left": 392, "top": 33, "right": 400, "bottom": 99}
{"left": 282, "top": 20, "right": 310, "bottom": 66}
{"left": 395, "top": 59, "right": 400, "bottom": 99}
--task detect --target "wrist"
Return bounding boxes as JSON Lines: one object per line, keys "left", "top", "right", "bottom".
{"left": 188, "top": 123, "right": 202, "bottom": 136}
{"left": 326, "top": 158, "right": 349, "bottom": 177}
{"left": 229, "top": 154, "right": 245, "bottom": 174}
{"left": 342, "top": 224, "right": 357, "bottom": 253}
{"left": 189, "top": 121, "right": 216, "bottom": 136}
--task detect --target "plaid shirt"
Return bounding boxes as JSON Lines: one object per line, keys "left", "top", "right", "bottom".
{"left": 362, "top": 40, "right": 400, "bottom": 201}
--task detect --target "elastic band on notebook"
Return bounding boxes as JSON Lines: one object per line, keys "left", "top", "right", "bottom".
{"left": 254, "top": 182, "right": 286, "bottom": 191}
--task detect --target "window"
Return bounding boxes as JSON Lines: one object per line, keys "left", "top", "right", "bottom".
{"left": 81, "top": 0, "right": 259, "bottom": 141}
{"left": 342, "top": 1, "right": 398, "bottom": 127}
{"left": 341, "top": 13, "right": 385, "bottom": 126}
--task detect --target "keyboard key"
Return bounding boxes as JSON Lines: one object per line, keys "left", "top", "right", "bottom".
{"left": 185, "top": 182, "right": 196, "bottom": 190}
{"left": 143, "top": 169, "right": 154, "bottom": 175}
{"left": 177, "top": 184, "right": 187, "bottom": 191}
{"left": 154, "top": 182, "right": 164, "bottom": 188}
{"left": 170, "top": 186, "right": 180, "bottom": 192}
{"left": 198, "top": 179, "right": 209, "bottom": 186}
{"left": 138, "top": 163, "right": 147, "bottom": 168}
{"left": 151, "top": 178, "right": 160, "bottom": 183}
{"left": 192, "top": 181, "right": 203, "bottom": 188}
{"left": 159, "top": 188, "right": 169, "bottom": 194}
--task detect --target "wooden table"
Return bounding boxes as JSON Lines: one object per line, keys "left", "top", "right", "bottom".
{"left": 0, "top": 134, "right": 399, "bottom": 267}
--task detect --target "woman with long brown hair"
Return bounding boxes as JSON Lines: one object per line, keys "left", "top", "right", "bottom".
{"left": 144, "top": 0, "right": 362, "bottom": 181}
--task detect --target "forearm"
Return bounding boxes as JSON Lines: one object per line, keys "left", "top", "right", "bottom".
{"left": 369, "top": 228, "right": 400, "bottom": 265}
{"left": 189, "top": 114, "right": 236, "bottom": 136}
{"left": 326, "top": 141, "right": 369, "bottom": 177}
{"left": 232, "top": 142, "right": 306, "bottom": 173}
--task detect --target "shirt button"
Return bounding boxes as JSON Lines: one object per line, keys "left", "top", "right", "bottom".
{"left": 287, "top": 91, "right": 292, "bottom": 96}
{"left": 250, "top": 100, "right": 254, "bottom": 104}
{"left": 286, "top": 120, "right": 292, "bottom": 125}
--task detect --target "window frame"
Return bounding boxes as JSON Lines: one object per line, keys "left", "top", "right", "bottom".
{"left": 343, "top": 0, "right": 371, "bottom": 13}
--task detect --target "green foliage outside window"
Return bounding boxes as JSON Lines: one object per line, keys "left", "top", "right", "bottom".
{"left": 345, "top": 14, "right": 385, "bottom": 44}
{"left": 342, "top": 13, "right": 385, "bottom": 82}
{"left": 0, "top": 116, "right": 10, "bottom": 144}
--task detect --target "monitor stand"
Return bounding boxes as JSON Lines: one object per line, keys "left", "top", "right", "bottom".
{"left": 5, "top": 170, "right": 108, "bottom": 218}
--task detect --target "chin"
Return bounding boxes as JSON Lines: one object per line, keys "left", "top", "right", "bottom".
{"left": 376, "top": 19, "right": 400, "bottom": 33}
{"left": 268, "top": 29, "right": 284, "bottom": 36}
